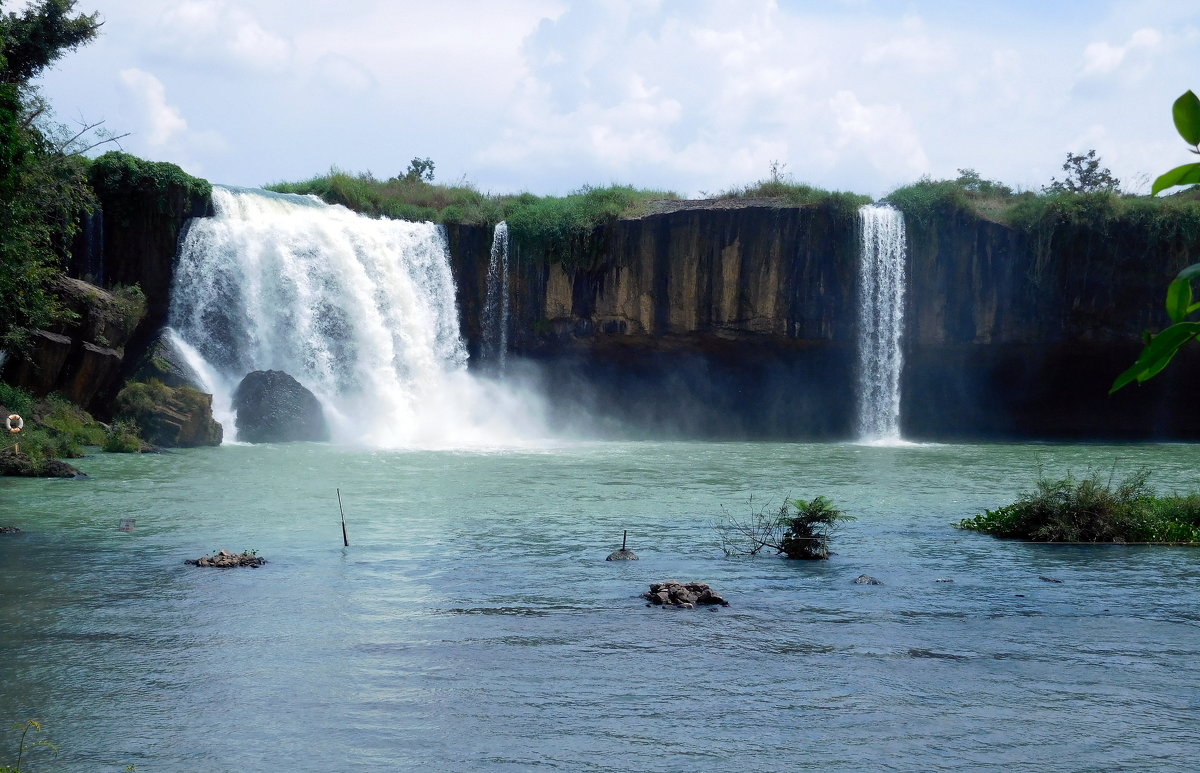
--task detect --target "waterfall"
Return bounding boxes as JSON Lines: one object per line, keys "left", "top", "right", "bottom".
{"left": 856, "top": 204, "right": 907, "bottom": 443}
{"left": 169, "top": 187, "right": 545, "bottom": 448}
{"left": 481, "top": 221, "right": 510, "bottom": 372}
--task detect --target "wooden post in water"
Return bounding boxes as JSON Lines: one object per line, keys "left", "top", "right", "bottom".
{"left": 337, "top": 488, "right": 349, "bottom": 547}
{"left": 622, "top": 530, "right": 627, "bottom": 550}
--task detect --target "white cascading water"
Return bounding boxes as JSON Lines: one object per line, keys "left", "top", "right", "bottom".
{"left": 169, "top": 187, "right": 545, "bottom": 448}
{"left": 481, "top": 221, "right": 510, "bottom": 372}
{"left": 856, "top": 204, "right": 907, "bottom": 443}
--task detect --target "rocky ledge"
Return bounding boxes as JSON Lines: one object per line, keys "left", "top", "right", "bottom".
{"left": 186, "top": 550, "right": 266, "bottom": 568}
{"left": 643, "top": 581, "right": 729, "bottom": 609}
{"left": 0, "top": 448, "right": 84, "bottom": 478}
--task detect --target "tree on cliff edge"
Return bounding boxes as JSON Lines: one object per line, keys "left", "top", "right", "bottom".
{"left": 0, "top": 0, "right": 100, "bottom": 353}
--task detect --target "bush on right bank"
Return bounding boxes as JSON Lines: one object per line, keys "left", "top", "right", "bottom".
{"left": 956, "top": 468, "right": 1200, "bottom": 543}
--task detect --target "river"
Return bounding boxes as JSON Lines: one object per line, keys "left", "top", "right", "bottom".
{"left": 1, "top": 441, "right": 1198, "bottom": 771}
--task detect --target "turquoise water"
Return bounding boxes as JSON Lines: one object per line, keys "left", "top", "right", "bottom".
{"left": 1, "top": 441, "right": 1198, "bottom": 771}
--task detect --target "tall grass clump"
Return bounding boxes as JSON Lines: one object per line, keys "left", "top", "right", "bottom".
{"left": 957, "top": 468, "right": 1200, "bottom": 543}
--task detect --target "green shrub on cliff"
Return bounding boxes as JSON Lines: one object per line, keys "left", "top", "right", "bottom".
{"left": 114, "top": 378, "right": 220, "bottom": 448}
{"left": 88, "top": 151, "right": 211, "bottom": 219}
{"left": 956, "top": 468, "right": 1200, "bottom": 543}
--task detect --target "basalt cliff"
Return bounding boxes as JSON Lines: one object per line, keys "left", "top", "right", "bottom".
{"left": 6, "top": 189, "right": 1199, "bottom": 441}
{"left": 448, "top": 199, "right": 1200, "bottom": 440}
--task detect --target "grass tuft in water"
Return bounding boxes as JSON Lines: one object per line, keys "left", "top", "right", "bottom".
{"left": 957, "top": 467, "right": 1200, "bottom": 543}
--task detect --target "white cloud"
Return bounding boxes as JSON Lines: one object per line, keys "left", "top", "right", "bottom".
{"left": 829, "top": 91, "right": 930, "bottom": 179}
{"left": 119, "top": 68, "right": 187, "bottom": 146}
{"left": 25, "top": 0, "right": 1200, "bottom": 194}
{"left": 153, "top": 1, "right": 293, "bottom": 72}
{"left": 1081, "top": 27, "right": 1163, "bottom": 77}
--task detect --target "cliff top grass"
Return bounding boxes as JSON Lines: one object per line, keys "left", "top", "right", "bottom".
{"left": 885, "top": 170, "right": 1200, "bottom": 247}
{"left": 266, "top": 167, "right": 876, "bottom": 261}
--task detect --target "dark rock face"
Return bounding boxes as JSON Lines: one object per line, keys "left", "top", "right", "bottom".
{"left": 0, "top": 278, "right": 146, "bottom": 417}
{"left": 233, "top": 370, "right": 329, "bottom": 443}
{"left": 446, "top": 200, "right": 1200, "bottom": 440}
{"left": 643, "top": 581, "right": 729, "bottom": 608}
{"left": 901, "top": 209, "right": 1200, "bottom": 440}
{"left": 89, "top": 176, "right": 212, "bottom": 329}
{"left": 131, "top": 329, "right": 204, "bottom": 390}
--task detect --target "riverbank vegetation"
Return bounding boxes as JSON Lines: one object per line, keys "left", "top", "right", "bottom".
{"left": 0, "top": 1, "right": 108, "bottom": 353}
{"left": 956, "top": 468, "right": 1200, "bottom": 544}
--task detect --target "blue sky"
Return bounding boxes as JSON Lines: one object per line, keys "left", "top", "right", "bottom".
{"left": 20, "top": 0, "right": 1200, "bottom": 197}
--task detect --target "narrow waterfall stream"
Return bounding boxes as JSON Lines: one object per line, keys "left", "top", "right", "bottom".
{"left": 481, "top": 220, "right": 510, "bottom": 372}
{"left": 168, "top": 187, "right": 545, "bottom": 447}
{"left": 856, "top": 204, "right": 907, "bottom": 443}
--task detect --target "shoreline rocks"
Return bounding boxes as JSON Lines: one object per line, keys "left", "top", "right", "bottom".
{"left": 186, "top": 550, "right": 266, "bottom": 569}
{"left": 643, "top": 581, "right": 729, "bottom": 609}
{"left": 0, "top": 448, "right": 85, "bottom": 478}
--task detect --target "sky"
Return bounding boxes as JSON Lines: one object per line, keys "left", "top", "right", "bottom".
{"left": 17, "top": 0, "right": 1200, "bottom": 197}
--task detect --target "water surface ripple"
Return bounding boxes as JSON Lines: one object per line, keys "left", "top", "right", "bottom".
{"left": 1, "top": 442, "right": 1198, "bottom": 771}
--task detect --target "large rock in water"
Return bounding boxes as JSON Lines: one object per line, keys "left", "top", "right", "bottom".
{"left": 233, "top": 370, "right": 329, "bottom": 443}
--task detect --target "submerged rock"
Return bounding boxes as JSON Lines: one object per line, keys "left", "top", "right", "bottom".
{"left": 233, "top": 370, "right": 328, "bottom": 443}
{"left": 606, "top": 548, "right": 638, "bottom": 561}
{"left": 643, "top": 581, "right": 729, "bottom": 608}
{"left": 1, "top": 526, "right": 20, "bottom": 534}
{"left": 186, "top": 550, "right": 266, "bottom": 569}
{"left": 853, "top": 574, "right": 883, "bottom": 585}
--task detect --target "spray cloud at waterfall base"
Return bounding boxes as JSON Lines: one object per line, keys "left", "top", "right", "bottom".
{"left": 169, "top": 187, "right": 549, "bottom": 448}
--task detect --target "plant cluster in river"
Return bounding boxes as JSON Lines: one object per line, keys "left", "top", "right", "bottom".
{"left": 718, "top": 495, "right": 854, "bottom": 560}
{"left": 956, "top": 467, "right": 1200, "bottom": 543}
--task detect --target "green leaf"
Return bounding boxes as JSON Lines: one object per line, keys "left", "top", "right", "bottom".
{"left": 1167, "top": 277, "right": 1194, "bottom": 322}
{"left": 1176, "top": 263, "right": 1200, "bottom": 282}
{"left": 1151, "top": 163, "right": 1200, "bottom": 195}
{"left": 1110, "top": 322, "right": 1200, "bottom": 392}
{"left": 1172, "top": 90, "right": 1200, "bottom": 146}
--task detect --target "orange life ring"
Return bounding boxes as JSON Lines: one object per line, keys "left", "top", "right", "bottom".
{"left": 6, "top": 414, "right": 23, "bottom": 433}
